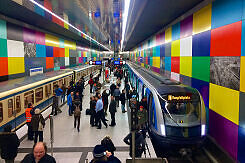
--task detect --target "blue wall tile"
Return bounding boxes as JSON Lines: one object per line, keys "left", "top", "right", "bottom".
{"left": 242, "top": 20, "right": 245, "bottom": 56}
{"left": 165, "top": 57, "right": 171, "bottom": 71}
{"left": 160, "top": 44, "right": 165, "bottom": 57}
{"left": 46, "top": 46, "right": 53, "bottom": 57}
{"left": 36, "top": 44, "right": 46, "bottom": 57}
{"left": 191, "top": 78, "right": 209, "bottom": 108}
{"left": 192, "top": 30, "right": 211, "bottom": 56}
{"left": 24, "top": 57, "right": 46, "bottom": 75}
{"left": 212, "top": 0, "right": 242, "bottom": 29}
{"left": 172, "top": 22, "right": 180, "bottom": 40}
{"left": 156, "top": 46, "right": 160, "bottom": 57}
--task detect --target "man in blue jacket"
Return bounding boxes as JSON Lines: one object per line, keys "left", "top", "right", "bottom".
{"left": 67, "top": 92, "right": 74, "bottom": 116}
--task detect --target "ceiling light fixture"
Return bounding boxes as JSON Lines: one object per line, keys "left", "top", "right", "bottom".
{"left": 120, "top": 0, "right": 130, "bottom": 52}
{"left": 28, "top": 0, "right": 111, "bottom": 51}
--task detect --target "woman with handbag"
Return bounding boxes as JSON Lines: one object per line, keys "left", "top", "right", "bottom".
{"left": 31, "top": 108, "right": 45, "bottom": 144}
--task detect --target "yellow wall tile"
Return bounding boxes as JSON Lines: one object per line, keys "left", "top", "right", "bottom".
{"left": 8, "top": 57, "right": 25, "bottom": 75}
{"left": 209, "top": 83, "right": 239, "bottom": 125}
{"left": 193, "top": 4, "right": 212, "bottom": 34}
{"left": 153, "top": 57, "right": 160, "bottom": 68}
{"left": 65, "top": 48, "right": 69, "bottom": 57}
{"left": 64, "top": 40, "right": 76, "bottom": 50}
{"left": 180, "top": 57, "right": 192, "bottom": 77}
{"left": 83, "top": 52, "right": 87, "bottom": 57}
{"left": 171, "top": 40, "right": 180, "bottom": 57}
{"left": 241, "top": 56, "right": 245, "bottom": 92}
{"left": 165, "top": 27, "right": 172, "bottom": 43}
{"left": 141, "top": 63, "right": 144, "bottom": 67}
{"left": 45, "top": 34, "right": 59, "bottom": 47}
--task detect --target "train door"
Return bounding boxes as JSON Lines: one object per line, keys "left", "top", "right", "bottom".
{"left": 149, "top": 93, "right": 157, "bottom": 130}
{"left": 0, "top": 102, "right": 3, "bottom": 124}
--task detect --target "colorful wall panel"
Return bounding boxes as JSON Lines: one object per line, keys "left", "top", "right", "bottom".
{"left": 130, "top": 0, "right": 245, "bottom": 161}
{"left": 0, "top": 19, "right": 97, "bottom": 81}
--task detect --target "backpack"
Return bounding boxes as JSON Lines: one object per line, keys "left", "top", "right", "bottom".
{"left": 74, "top": 106, "right": 81, "bottom": 117}
{"left": 86, "top": 108, "right": 91, "bottom": 115}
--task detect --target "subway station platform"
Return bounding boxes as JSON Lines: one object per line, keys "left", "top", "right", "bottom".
{"left": 7, "top": 74, "right": 156, "bottom": 163}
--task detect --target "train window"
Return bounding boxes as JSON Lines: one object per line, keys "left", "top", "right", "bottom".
{"left": 138, "top": 82, "right": 143, "bottom": 102}
{"left": 148, "top": 94, "right": 154, "bottom": 125}
{"left": 24, "top": 91, "right": 34, "bottom": 108}
{"left": 16, "top": 96, "right": 21, "bottom": 113}
{"left": 64, "top": 78, "right": 68, "bottom": 86}
{"left": 45, "top": 84, "right": 52, "bottom": 98}
{"left": 35, "top": 87, "right": 43, "bottom": 103}
{"left": 58, "top": 79, "right": 63, "bottom": 86}
{"left": 8, "top": 99, "right": 13, "bottom": 118}
{"left": 0, "top": 103, "right": 3, "bottom": 122}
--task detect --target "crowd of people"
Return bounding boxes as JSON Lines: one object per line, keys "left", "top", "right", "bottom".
{"left": 0, "top": 64, "right": 150, "bottom": 162}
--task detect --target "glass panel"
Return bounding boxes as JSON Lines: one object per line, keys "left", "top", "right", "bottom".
{"left": 24, "top": 91, "right": 34, "bottom": 108}
{"left": 58, "top": 79, "right": 63, "bottom": 86}
{"left": 159, "top": 95, "right": 201, "bottom": 127}
{"left": 138, "top": 82, "right": 143, "bottom": 102}
{"left": 8, "top": 99, "right": 13, "bottom": 118}
{"left": 35, "top": 87, "right": 43, "bottom": 103}
{"left": 45, "top": 84, "right": 52, "bottom": 98}
{"left": 0, "top": 103, "right": 3, "bottom": 122}
{"left": 16, "top": 96, "right": 21, "bottom": 113}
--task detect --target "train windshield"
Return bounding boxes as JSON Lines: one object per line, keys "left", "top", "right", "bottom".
{"left": 160, "top": 94, "right": 201, "bottom": 127}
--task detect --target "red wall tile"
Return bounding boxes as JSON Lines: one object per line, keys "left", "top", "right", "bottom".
{"left": 211, "top": 21, "right": 241, "bottom": 56}
{"left": 171, "top": 57, "right": 180, "bottom": 73}
{"left": 53, "top": 47, "right": 60, "bottom": 57}
{"left": 0, "top": 58, "right": 8, "bottom": 76}
{"left": 46, "top": 57, "right": 54, "bottom": 69}
{"left": 59, "top": 48, "right": 65, "bottom": 57}
{"left": 52, "top": 16, "right": 64, "bottom": 27}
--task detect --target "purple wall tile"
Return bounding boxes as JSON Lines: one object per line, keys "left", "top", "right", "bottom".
{"left": 152, "top": 67, "right": 160, "bottom": 73}
{"left": 60, "top": 66, "right": 66, "bottom": 69}
{"left": 35, "top": 31, "right": 45, "bottom": 45}
{"left": 180, "top": 15, "right": 193, "bottom": 38}
{"left": 209, "top": 109, "right": 238, "bottom": 160}
{"left": 23, "top": 28, "right": 36, "bottom": 43}
{"left": 79, "top": 57, "right": 83, "bottom": 63}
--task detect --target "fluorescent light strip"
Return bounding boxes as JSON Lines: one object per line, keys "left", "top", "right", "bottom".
{"left": 120, "top": 0, "right": 130, "bottom": 52}
{"left": 28, "top": 0, "right": 111, "bottom": 51}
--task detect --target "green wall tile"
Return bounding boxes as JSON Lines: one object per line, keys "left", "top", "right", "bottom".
{"left": 192, "top": 57, "right": 210, "bottom": 82}
{"left": 0, "top": 20, "right": 7, "bottom": 39}
{"left": 0, "top": 38, "right": 7, "bottom": 57}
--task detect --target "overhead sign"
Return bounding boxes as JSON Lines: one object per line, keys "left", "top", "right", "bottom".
{"left": 168, "top": 95, "right": 191, "bottom": 101}
{"left": 89, "top": 60, "right": 102, "bottom": 65}
{"left": 113, "top": 61, "right": 125, "bottom": 65}
{"left": 30, "top": 67, "right": 43, "bottom": 76}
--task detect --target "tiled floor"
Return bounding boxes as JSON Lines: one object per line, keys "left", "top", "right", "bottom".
{"left": 2, "top": 73, "right": 156, "bottom": 163}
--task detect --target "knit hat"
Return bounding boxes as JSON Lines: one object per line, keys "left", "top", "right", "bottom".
{"left": 93, "top": 145, "right": 106, "bottom": 158}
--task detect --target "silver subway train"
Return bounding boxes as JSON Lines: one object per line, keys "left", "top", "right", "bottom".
{"left": 0, "top": 65, "right": 100, "bottom": 133}
{"left": 126, "top": 62, "right": 206, "bottom": 157}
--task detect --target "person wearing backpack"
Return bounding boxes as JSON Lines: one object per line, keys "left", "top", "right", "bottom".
{"left": 31, "top": 108, "right": 45, "bottom": 144}
{"left": 89, "top": 75, "right": 94, "bottom": 93}
{"left": 101, "top": 136, "right": 116, "bottom": 155}
{"left": 73, "top": 99, "right": 81, "bottom": 132}
{"left": 123, "top": 129, "right": 145, "bottom": 158}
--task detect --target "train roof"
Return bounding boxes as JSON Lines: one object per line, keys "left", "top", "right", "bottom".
{"left": 129, "top": 63, "right": 198, "bottom": 95}
{"left": 0, "top": 69, "right": 73, "bottom": 93}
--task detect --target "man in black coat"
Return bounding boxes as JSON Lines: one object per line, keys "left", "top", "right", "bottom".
{"left": 102, "top": 89, "right": 110, "bottom": 115}
{"left": 0, "top": 125, "right": 20, "bottom": 163}
{"left": 21, "top": 142, "right": 56, "bottom": 163}
{"left": 110, "top": 83, "right": 116, "bottom": 96}
{"left": 109, "top": 96, "right": 117, "bottom": 126}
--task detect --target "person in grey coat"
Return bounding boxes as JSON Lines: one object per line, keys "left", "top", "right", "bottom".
{"left": 113, "top": 86, "right": 120, "bottom": 107}
{"left": 109, "top": 96, "right": 117, "bottom": 126}
{"left": 31, "top": 108, "right": 45, "bottom": 144}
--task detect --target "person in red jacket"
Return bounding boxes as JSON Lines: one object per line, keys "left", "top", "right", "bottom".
{"left": 89, "top": 74, "right": 94, "bottom": 93}
{"left": 25, "top": 103, "right": 34, "bottom": 140}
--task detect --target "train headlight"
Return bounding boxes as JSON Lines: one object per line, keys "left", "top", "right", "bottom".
{"left": 201, "top": 124, "right": 206, "bottom": 136}
{"left": 161, "top": 124, "right": 166, "bottom": 136}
